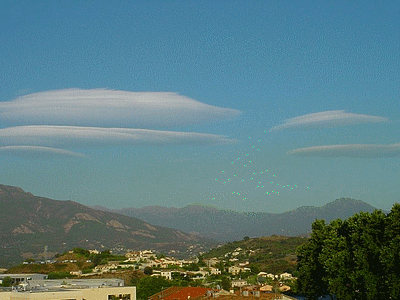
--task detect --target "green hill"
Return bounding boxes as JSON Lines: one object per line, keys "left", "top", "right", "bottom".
{"left": 202, "top": 235, "right": 307, "bottom": 274}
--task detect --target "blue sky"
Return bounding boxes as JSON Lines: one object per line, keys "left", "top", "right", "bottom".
{"left": 1, "top": 0, "right": 399, "bottom": 212}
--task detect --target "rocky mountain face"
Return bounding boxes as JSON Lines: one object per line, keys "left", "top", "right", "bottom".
{"left": 0, "top": 184, "right": 213, "bottom": 267}
{"left": 107, "top": 198, "right": 380, "bottom": 242}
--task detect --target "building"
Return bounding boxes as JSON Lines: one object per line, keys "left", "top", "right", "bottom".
{"left": 0, "top": 277, "right": 135, "bottom": 300}
{"left": 160, "top": 271, "right": 172, "bottom": 280}
{"left": 204, "top": 258, "right": 219, "bottom": 267}
{"left": 27, "top": 278, "right": 125, "bottom": 288}
{"left": 209, "top": 267, "right": 221, "bottom": 275}
{"left": 279, "top": 273, "right": 292, "bottom": 280}
{"left": 231, "top": 279, "right": 247, "bottom": 287}
{"left": 228, "top": 266, "right": 241, "bottom": 275}
{"left": 0, "top": 275, "right": 47, "bottom": 286}
{"left": 0, "top": 286, "right": 136, "bottom": 300}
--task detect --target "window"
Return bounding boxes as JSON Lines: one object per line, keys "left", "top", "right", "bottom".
{"left": 108, "top": 294, "right": 131, "bottom": 300}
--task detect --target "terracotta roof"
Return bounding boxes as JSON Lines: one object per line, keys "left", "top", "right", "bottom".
{"left": 150, "top": 287, "right": 211, "bottom": 300}
{"left": 279, "top": 285, "right": 291, "bottom": 292}
{"left": 149, "top": 286, "right": 183, "bottom": 300}
{"left": 259, "top": 285, "right": 273, "bottom": 292}
{"left": 194, "top": 294, "right": 283, "bottom": 300}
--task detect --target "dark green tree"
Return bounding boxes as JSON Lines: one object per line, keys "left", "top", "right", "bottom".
{"left": 143, "top": 266, "right": 153, "bottom": 275}
{"left": 73, "top": 248, "right": 90, "bottom": 257}
{"left": 136, "top": 276, "right": 171, "bottom": 300}
{"left": 324, "top": 211, "right": 387, "bottom": 300}
{"left": 297, "top": 206, "right": 400, "bottom": 300}
{"left": 296, "top": 219, "right": 330, "bottom": 299}
{"left": 1, "top": 276, "right": 13, "bottom": 287}
{"left": 197, "top": 254, "right": 206, "bottom": 267}
{"left": 250, "top": 264, "right": 260, "bottom": 275}
{"left": 47, "top": 272, "right": 74, "bottom": 279}
{"left": 216, "top": 261, "right": 225, "bottom": 273}
{"left": 381, "top": 203, "right": 400, "bottom": 299}
{"left": 221, "top": 276, "right": 231, "bottom": 291}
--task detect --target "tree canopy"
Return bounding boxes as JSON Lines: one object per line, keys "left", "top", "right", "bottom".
{"left": 296, "top": 204, "right": 400, "bottom": 300}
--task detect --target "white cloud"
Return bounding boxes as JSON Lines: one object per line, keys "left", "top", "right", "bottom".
{"left": 0, "top": 146, "right": 85, "bottom": 158}
{"left": 288, "top": 143, "right": 400, "bottom": 158}
{"left": 270, "top": 110, "right": 389, "bottom": 131}
{"left": 0, "top": 126, "right": 238, "bottom": 148}
{"left": 0, "top": 89, "right": 241, "bottom": 127}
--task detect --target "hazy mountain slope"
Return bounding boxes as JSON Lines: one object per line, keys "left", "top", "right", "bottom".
{"left": 0, "top": 184, "right": 214, "bottom": 267}
{"left": 109, "top": 198, "right": 380, "bottom": 242}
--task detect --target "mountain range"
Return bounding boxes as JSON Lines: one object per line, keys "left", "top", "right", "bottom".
{"left": 0, "top": 184, "right": 212, "bottom": 268}
{"left": 97, "top": 198, "right": 380, "bottom": 242}
{"left": 0, "top": 182, "right": 382, "bottom": 268}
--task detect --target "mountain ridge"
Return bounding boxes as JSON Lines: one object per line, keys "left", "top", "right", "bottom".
{"left": 103, "top": 198, "right": 380, "bottom": 242}
{"left": 0, "top": 184, "right": 214, "bottom": 268}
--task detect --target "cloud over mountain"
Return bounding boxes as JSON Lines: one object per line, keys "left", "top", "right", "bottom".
{"left": 288, "top": 143, "right": 400, "bottom": 158}
{"left": 271, "top": 110, "right": 389, "bottom": 131}
{"left": 0, "top": 89, "right": 241, "bottom": 127}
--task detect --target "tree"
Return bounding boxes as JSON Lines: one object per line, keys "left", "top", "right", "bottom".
{"left": 221, "top": 276, "right": 231, "bottom": 291}
{"left": 47, "top": 272, "right": 74, "bottom": 279}
{"left": 250, "top": 264, "right": 260, "bottom": 274}
{"left": 297, "top": 206, "right": 400, "bottom": 300}
{"left": 136, "top": 276, "right": 171, "bottom": 300}
{"left": 216, "top": 261, "right": 225, "bottom": 273}
{"left": 73, "top": 247, "right": 90, "bottom": 257}
{"left": 381, "top": 203, "right": 400, "bottom": 299}
{"left": 184, "top": 263, "right": 200, "bottom": 271}
{"left": 1, "top": 276, "right": 13, "bottom": 287}
{"left": 143, "top": 266, "right": 153, "bottom": 275}
{"left": 322, "top": 211, "right": 387, "bottom": 300}
{"left": 197, "top": 254, "right": 206, "bottom": 267}
{"left": 296, "top": 219, "right": 330, "bottom": 300}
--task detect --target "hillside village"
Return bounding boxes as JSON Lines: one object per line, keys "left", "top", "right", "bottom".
{"left": 93, "top": 248, "right": 295, "bottom": 290}
{"left": 1, "top": 236, "right": 302, "bottom": 299}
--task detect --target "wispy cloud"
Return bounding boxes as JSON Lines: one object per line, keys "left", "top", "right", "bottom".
{"left": 288, "top": 143, "right": 400, "bottom": 158}
{"left": 0, "top": 89, "right": 241, "bottom": 127}
{"left": 271, "top": 110, "right": 389, "bottom": 131}
{"left": 0, "top": 146, "right": 85, "bottom": 158}
{"left": 0, "top": 126, "right": 238, "bottom": 148}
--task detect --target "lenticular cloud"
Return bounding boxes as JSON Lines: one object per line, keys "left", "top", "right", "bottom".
{"left": 0, "top": 89, "right": 241, "bottom": 127}
{"left": 288, "top": 143, "right": 400, "bottom": 158}
{"left": 271, "top": 110, "right": 389, "bottom": 131}
{"left": 0, "top": 126, "right": 237, "bottom": 147}
{"left": 0, "top": 146, "right": 85, "bottom": 158}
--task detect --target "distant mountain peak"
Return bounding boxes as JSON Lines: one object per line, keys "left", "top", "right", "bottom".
{"left": 322, "top": 197, "right": 377, "bottom": 211}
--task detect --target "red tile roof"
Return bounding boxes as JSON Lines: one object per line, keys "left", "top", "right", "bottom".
{"left": 150, "top": 287, "right": 211, "bottom": 300}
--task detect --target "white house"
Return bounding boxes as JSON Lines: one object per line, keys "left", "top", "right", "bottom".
{"left": 209, "top": 267, "right": 221, "bottom": 275}
{"left": 161, "top": 271, "right": 172, "bottom": 280}
{"left": 280, "top": 272, "right": 293, "bottom": 280}
{"left": 228, "top": 266, "right": 241, "bottom": 275}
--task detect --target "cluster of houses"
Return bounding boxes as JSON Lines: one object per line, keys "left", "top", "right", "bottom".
{"left": 0, "top": 245, "right": 297, "bottom": 299}
{"left": 72, "top": 248, "right": 295, "bottom": 292}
